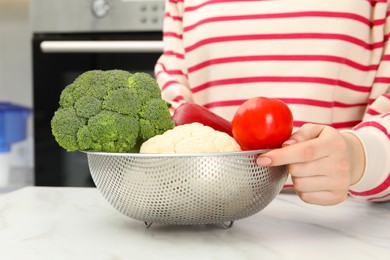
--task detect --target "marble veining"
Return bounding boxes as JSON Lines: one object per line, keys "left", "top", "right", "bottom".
{"left": 0, "top": 187, "right": 389, "bottom": 260}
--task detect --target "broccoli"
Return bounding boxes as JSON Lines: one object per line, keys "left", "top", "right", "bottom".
{"left": 51, "top": 70, "right": 174, "bottom": 153}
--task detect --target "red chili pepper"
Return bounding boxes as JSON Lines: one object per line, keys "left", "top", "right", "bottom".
{"left": 172, "top": 102, "right": 233, "bottom": 136}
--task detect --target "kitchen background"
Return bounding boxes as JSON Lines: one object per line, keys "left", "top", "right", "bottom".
{"left": 0, "top": 0, "right": 33, "bottom": 192}
{"left": 0, "top": 0, "right": 165, "bottom": 192}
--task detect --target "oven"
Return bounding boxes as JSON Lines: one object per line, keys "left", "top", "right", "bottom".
{"left": 31, "top": 0, "right": 165, "bottom": 187}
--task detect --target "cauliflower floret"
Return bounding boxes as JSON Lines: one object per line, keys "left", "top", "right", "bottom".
{"left": 140, "top": 122, "right": 241, "bottom": 153}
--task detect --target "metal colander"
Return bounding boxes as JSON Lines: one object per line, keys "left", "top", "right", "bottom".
{"left": 85, "top": 150, "right": 288, "bottom": 227}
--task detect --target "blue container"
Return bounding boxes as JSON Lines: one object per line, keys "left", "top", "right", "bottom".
{"left": 0, "top": 102, "right": 31, "bottom": 152}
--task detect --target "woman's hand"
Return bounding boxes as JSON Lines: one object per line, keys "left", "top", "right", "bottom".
{"left": 256, "top": 123, "right": 365, "bottom": 205}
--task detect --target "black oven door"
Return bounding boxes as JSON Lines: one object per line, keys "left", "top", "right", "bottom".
{"left": 33, "top": 32, "right": 163, "bottom": 187}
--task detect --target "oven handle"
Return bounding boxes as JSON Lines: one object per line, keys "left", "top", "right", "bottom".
{"left": 40, "top": 40, "right": 164, "bottom": 53}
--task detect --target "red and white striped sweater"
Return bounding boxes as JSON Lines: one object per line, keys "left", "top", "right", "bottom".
{"left": 155, "top": 0, "right": 390, "bottom": 202}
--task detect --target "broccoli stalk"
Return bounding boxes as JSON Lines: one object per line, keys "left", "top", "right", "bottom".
{"left": 51, "top": 70, "right": 174, "bottom": 153}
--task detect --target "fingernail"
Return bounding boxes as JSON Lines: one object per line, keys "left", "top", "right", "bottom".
{"left": 257, "top": 156, "right": 272, "bottom": 166}
{"left": 282, "top": 139, "right": 297, "bottom": 146}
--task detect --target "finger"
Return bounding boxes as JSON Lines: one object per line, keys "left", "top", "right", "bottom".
{"left": 287, "top": 157, "right": 341, "bottom": 177}
{"left": 294, "top": 190, "right": 348, "bottom": 206}
{"left": 257, "top": 124, "right": 338, "bottom": 166}
{"left": 257, "top": 138, "right": 331, "bottom": 166}
{"left": 291, "top": 175, "right": 349, "bottom": 193}
{"left": 283, "top": 123, "right": 326, "bottom": 145}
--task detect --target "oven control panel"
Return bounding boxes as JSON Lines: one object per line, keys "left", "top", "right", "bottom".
{"left": 90, "top": 0, "right": 165, "bottom": 29}
{"left": 135, "top": 1, "right": 166, "bottom": 29}
{"left": 31, "top": 0, "right": 166, "bottom": 33}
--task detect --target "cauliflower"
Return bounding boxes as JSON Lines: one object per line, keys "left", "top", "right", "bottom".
{"left": 140, "top": 122, "right": 241, "bottom": 153}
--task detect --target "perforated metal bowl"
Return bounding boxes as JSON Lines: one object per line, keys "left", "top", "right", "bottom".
{"left": 85, "top": 150, "right": 288, "bottom": 227}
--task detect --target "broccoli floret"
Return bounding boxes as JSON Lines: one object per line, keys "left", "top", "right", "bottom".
{"left": 51, "top": 69, "right": 174, "bottom": 153}
{"left": 74, "top": 96, "right": 102, "bottom": 118}
{"left": 102, "top": 88, "right": 140, "bottom": 116}
{"left": 139, "top": 98, "right": 175, "bottom": 140}
{"left": 114, "top": 114, "right": 142, "bottom": 153}
{"left": 76, "top": 126, "right": 94, "bottom": 151}
{"left": 59, "top": 84, "right": 77, "bottom": 108}
{"left": 104, "top": 69, "right": 132, "bottom": 90}
{"left": 77, "top": 111, "right": 140, "bottom": 153}
{"left": 128, "top": 72, "right": 162, "bottom": 105}
{"left": 71, "top": 70, "right": 107, "bottom": 101}
{"left": 51, "top": 107, "right": 86, "bottom": 151}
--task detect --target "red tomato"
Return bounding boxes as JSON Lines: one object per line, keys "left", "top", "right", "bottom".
{"left": 231, "top": 97, "right": 293, "bottom": 150}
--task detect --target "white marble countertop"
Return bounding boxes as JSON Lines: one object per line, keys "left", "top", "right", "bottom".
{"left": 0, "top": 187, "right": 389, "bottom": 260}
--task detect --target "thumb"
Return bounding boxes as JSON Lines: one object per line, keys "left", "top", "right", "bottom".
{"left": 256, "top": 123, "right": 328, "bottom": 166}
{"left": 282, "top": 123, "right": 325, "bottom": 147}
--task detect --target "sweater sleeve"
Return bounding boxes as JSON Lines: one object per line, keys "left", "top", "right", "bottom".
{"left": 347, "top": 5, "right": 390, "bottom": 202}
{"left": 155, "top": 0, "right": 193, "bottom": 110}
{"left": 348, "top": 94, "right": 390, "bottom": 202}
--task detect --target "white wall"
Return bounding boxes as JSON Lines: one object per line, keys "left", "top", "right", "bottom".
{"left": 0, "top": 0, "right": 32, "bottom": 106}
{"left": 0, "top": 0, "right": 33, "bottom": 169}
